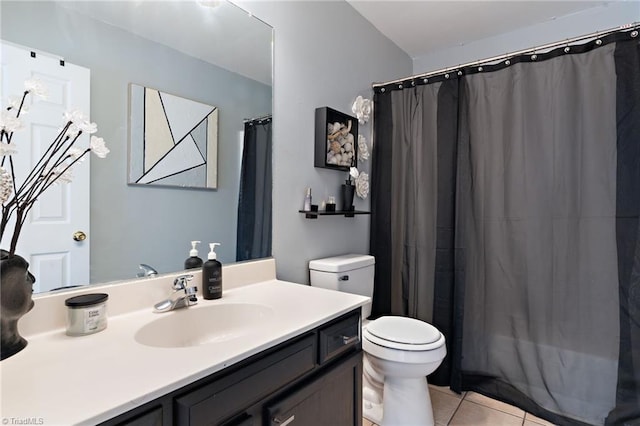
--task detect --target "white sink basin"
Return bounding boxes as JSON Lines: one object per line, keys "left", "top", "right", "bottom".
{"left": 134, "top": 303, "right": 275, "bottom": 348}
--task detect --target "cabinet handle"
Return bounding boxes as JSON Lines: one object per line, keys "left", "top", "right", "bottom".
{"left": 273, "top": 414, "right": 295, "bottom": 426}
{"left": 342, "top": 335, "right": 359, "bottom": 345}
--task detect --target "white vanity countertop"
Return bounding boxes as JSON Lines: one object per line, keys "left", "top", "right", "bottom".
{"left": 0, "top": 279, "right": 369, "bottom": 426}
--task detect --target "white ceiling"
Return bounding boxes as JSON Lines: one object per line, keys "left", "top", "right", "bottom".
{"left": 347, "top": 1, "right": 612, "bottom": 59}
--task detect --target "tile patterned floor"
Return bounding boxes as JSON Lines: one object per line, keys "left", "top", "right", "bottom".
{"left": 362, "top": 385, "right": 558, "bottom": 426}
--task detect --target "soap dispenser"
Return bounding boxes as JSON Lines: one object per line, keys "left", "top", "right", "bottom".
{"left": 202, "top": 243, "right": 222, "bottom": 300}
{"left": 184, "top": 241, "right": 203, "bottom": 270}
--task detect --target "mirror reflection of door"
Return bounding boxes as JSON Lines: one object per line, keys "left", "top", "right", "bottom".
{"left": 1, "top": 41, "right": 90, "bottom": 292}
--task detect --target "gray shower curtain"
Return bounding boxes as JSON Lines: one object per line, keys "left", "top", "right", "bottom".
{"left": 370, "top": 30, "right": 639, "bottom": 426}
{"left": 236, "top": 117, "right": 272, "bottom": 261}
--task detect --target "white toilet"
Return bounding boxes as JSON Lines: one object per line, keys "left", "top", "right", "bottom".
{"left": 309, "top": 254, "right": 447, "bottom": 426}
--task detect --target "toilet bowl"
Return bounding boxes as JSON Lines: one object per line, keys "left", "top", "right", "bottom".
{"left": 362, "top": 316, "right": 446, "bottom": 426}
{"left": 308, "top": 255, "right": 446, "bottom": 426}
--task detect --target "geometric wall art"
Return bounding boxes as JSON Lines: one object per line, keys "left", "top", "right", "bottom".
{"left": 128, "top": 84, "right": 218, "bottom": 189}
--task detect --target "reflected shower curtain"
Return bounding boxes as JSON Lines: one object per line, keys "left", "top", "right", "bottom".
{"left": 370, "top": 32, "right": 639, "bottom": 425}
{"left": 236, "top": 117, "right": 272, "bottom": 261}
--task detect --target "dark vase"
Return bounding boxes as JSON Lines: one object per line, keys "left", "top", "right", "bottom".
{"left": 341, "top": 183, "right": 355, "bottom": 211}
{"left": 1, "top": 250, "right": 35, "bottom": 361}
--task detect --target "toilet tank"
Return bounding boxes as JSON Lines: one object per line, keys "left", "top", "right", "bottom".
{"left": 309, "top": 254, "right": 375, "bottom": 318}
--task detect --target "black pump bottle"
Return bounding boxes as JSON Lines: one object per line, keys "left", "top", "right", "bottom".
{"left": 202, "top": 243, "right": 222, "bottom": 300}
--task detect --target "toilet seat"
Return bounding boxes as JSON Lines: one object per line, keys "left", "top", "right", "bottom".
{"left": 364, "top": 316, "right": 445, "bottom": 351}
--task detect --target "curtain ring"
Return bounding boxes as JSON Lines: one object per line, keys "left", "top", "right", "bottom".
{"left": 595, "top": 31, "right": 602, "bottom": 46}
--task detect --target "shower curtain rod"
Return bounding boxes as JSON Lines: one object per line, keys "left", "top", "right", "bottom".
{"left": 372, "top": 21, "right": 639, "bottom": 87}
{"left": 244, "top": 114, "right": 272, "bottom": 123}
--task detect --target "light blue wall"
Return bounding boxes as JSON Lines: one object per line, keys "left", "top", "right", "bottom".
{"left": 236, "top": 1, "right": 412, "bottom": 284}
{"left": 1, "top": 1, "right": 271, "bottom": 283}
{"left": 413, "top": 2, "right": 639, "bottom": 74}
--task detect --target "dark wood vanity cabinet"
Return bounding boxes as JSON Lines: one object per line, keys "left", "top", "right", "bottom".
{"left": 101, "top": 309, "right": 362, "bottom": 426}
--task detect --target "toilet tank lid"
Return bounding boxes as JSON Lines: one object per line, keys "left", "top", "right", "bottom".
{"left": 309, "top": 254, "right": 375, "bottom": 272}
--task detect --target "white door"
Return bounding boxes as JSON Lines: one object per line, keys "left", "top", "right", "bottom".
{"left": 1, "top": 41, "right": 90, "bottom": 292}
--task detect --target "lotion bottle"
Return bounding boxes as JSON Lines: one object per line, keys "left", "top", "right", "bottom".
{"left": 184, "top": 241, "right": 203, "bottom": 270}
{"left": 303, "top": 188, "right": 312, "bottom": 211}
{"left": 202, "top": 243, "right": 222, "bottom": 300}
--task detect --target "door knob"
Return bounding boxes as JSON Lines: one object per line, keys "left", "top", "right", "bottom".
{"left": 73, "top": 231, "right": 87, "bottom": 241}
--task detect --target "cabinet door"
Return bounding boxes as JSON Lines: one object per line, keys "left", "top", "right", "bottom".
{"left": 266, "top": 351, "right": 362, "bottom": 426}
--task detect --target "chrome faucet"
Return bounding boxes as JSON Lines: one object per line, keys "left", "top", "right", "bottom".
{"left": 153, "top": 274, "right": 198, "bottom": 313}
{"left": 138, "top": 263, "right": 159, "bottom": 278}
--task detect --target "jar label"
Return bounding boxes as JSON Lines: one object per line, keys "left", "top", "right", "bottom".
{"left": 83, "top": 304, "right": 106, "bottom": 332}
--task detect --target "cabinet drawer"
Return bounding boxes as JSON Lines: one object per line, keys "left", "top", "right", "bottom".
{"left": 318, "top": 311, "right": 360, "bottom": 364}
{"left": 175, "top": 334, "right": 316, "bottom": 425}
{"left": 99, "top": 403, "right": 164, "bottom": 426}
{"left": 111, "top": 406, "right": 163, "bottom": 426}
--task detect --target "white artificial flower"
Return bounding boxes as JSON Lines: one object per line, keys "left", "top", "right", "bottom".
{"left": 67, "top": 122, "right": 94, "bottom": 139}
{"left": 49, "top": 167, "right": 74, "bottom": 184}
{"left": 63, "top": 109, "right": 97, "bottom": 135}
{"left": 7, "top": 96, "right": 28, "bottom": 114}
{"left": 24, "top": 78, "right": 48, "bottom": 99}
{"left": 352, "top": 96, "right": 363, "bottom": 120}
{"left": 358, "top": 134, "right": 369, "bottom": 161}
{"left": 362, "top": 98, "right": 372, "bottom": 118}
{"left": 354, "top": 171, "right": 369, "bottom": 199}
{"left": 349, "top": 166, "right": 359, "bottom": 180}
{"left": 0, "top": 142, "right": 18, "bottom": 156}
{"left": 78, "top": 120, "right": 97, "bottom": 134}
{"left": 65, "top": 124, "right": 81, "bottom": 139}
{"left": 351, "top": 96, "right": 373, "bottom": 124}
{"left": 0, "top": 111, "right": 23, "bottom": 133}
{"left": 0, "top": 167, "right": 13, "bottom": 204}
{"left": 63, "top": 109, "right": 86, "bottom": 124}
{"left": 90, "top": 136, "right": 109, "bottom": 158}
{"left": 68, "top": 147, "right": 85, "bottom": 160}
{"left": 63, "top": 110, "right": 85, "bottom": 138}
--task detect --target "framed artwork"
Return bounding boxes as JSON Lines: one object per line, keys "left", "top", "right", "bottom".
{"left": 128, "top": 84, "right": 218, "bottom": 189}
{"left": 314, "top": 107, "right": 358, "bottom": 171}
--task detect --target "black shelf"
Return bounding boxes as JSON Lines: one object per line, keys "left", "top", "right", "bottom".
{"left": 299, "top": 210, "right": 370, "bottom": 219}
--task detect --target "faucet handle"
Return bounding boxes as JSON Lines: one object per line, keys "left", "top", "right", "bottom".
{"left": 173, "top": 274, "right": 194, "bottom": 291}
{"left": 138, "top": 263, "right": 159, "bottom": 278}
{"left": 185, "top": 285, "right": 198, "bottom": 304}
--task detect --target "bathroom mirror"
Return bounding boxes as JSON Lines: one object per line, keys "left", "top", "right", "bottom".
{"left": 0, "top": 0, "right": 273, "bottom": 292}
